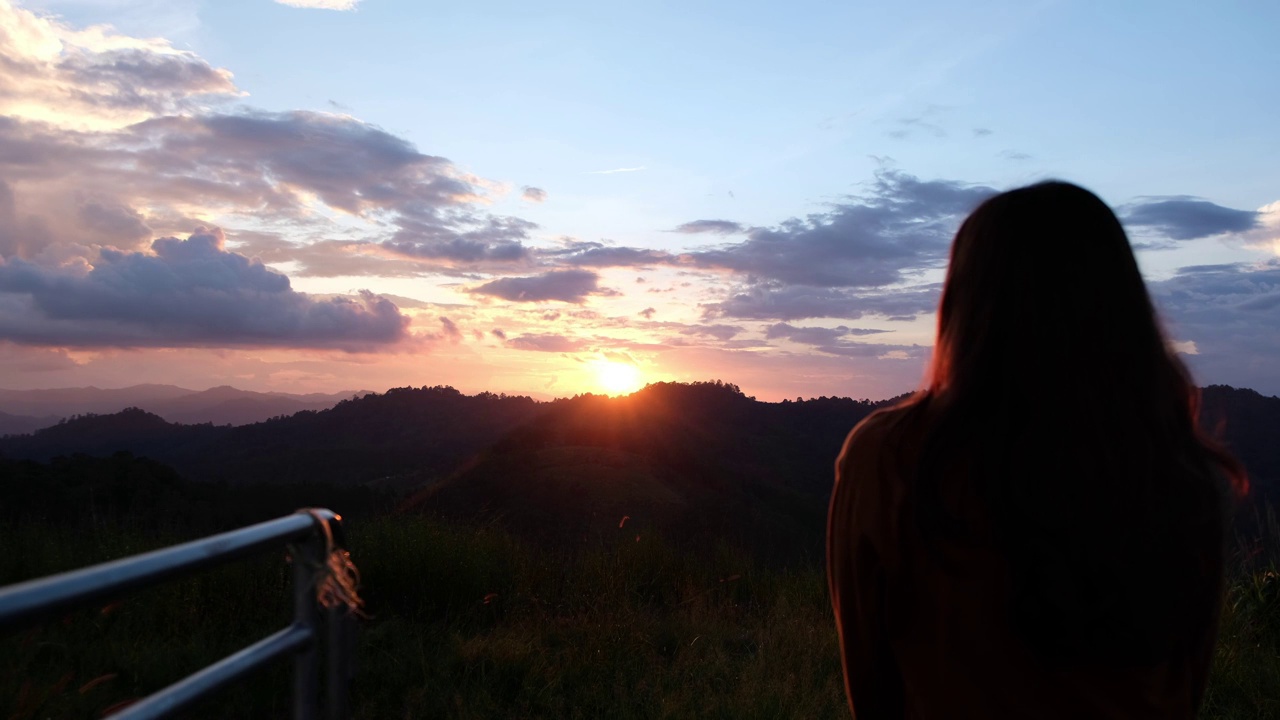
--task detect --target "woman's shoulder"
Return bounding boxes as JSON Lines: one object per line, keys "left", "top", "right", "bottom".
{"left": 839, "top": 399, "right": 923, "bottom": 465}
{"left": 830, "top": 400, "right": 925, "bottom": 551}
{"left": 835, "top": 398, "right": 927, "bottom": 499}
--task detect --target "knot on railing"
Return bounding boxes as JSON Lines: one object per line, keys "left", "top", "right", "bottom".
{"left": 291, "top": 509, "right": 366, "bottom": 618}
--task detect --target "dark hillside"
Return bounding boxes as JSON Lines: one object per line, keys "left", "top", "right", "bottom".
{"left": 407, "top": 381, "right": 887, "bottom": 560}
{"left": 0, "top": 410, "right": 61, "bottom": 436}
{"left": 1, "top": 382, "right": 1276, "bottom": 551}
{"left": 0, "top": 386, "right": 545, "bottom": 487}
{"left": 1201, "top": 385, "right": 1280, "bottom": 496}
{"left": 198, "top": 386, "right": 544, "bottom": 486}
{"left": 0, "top": 408, "right": 224, "bottom": 462}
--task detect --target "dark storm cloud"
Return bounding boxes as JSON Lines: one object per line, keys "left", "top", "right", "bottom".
{"left": 0, "top": 229, "right": 408, "bottom": 349}
{"left": 1149, "top": 260, "right": 1280, "bottom": 394}
{"left": 1122, "top": 197, "right": 1260, "bottom": 241}
{"left": 470, "top": 269, "right": 608, "bottom": 303}
{"left": 673, "top": 220, "right": 745, "bottom": 235}
{"left": 507, "top": 333, "right": 587, "bottom": 352}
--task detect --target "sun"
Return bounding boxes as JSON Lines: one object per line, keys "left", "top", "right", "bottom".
{"left": 594, "top": 360, "right": 643, "bottom": 395}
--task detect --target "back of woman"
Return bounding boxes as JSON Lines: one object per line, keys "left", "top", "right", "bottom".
{"left": 826, "top": 182, "right": 1246, "bottom": 719}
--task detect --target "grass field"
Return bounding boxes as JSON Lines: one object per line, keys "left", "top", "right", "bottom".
{"left": 2, "top": 514, "right": 1277, "bottom": 719}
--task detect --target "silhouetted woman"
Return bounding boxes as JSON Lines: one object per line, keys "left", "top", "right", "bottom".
{"left": 827, "top": 181, "right": 1246, "bottom": 719}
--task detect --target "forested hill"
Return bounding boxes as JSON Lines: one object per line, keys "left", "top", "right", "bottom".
{"left": 0, "top": 381, "right": 1275, "bottom": 500}
{"left": 0, "top": 386, "right": 545, "bottom": 488}
{"left": 0, "top": 381, "right": 893, "bottom": 493}
{"left": 1, "top": 381, "right": 1277, "bottom": 561}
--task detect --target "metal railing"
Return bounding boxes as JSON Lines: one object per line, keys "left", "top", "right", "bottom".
{"left": 0, "top": 508, "right": 356, "bottom": 720}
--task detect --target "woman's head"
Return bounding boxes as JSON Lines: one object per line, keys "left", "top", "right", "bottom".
{"left": 930, "top": 181, "right": 1175, "bottom": 402}
{"left": 903, "top": 180, "right": 1246, "bottom": 666}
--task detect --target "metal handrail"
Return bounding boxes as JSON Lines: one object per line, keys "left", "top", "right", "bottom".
{"left": 0, "top": 508, "right": 354, "bottom": 720}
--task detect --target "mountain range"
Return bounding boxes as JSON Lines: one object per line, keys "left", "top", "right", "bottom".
{"left": 0, "top": 385, "right": 369, "bottom": 434}
{"left": 1, "top": 381, "right": 1276, "bottom": 559}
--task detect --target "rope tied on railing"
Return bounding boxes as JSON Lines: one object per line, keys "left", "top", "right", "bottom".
{"left": 290, "top": 510, "right": 366, "bottom": 618}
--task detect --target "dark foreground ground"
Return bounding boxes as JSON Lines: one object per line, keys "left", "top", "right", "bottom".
{"left": 2, "top": 509, "right": 1278, "bottom": 720}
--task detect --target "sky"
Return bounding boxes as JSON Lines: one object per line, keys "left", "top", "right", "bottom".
{"left": 0, "top": 0, "right": 1277, "bottom": 401}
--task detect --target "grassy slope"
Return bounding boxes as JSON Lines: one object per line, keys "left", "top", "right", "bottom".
{"left": 2, "top": 516, "right": 1277, "bottom": 720}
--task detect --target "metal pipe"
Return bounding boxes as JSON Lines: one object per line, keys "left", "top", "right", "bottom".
{"left": 0, "top": 509, "right": 338, "bottom": 633}
{"left": 106, "top": 625, "right": 313, "bottom": 720}
{"left": 0, "top": 509, "right": 347, "bottom": 719}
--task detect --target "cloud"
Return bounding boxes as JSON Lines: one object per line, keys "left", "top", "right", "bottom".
{"left": 1122, "top": 197, "right": 1260, "bottom": 241}
{"left": 703, "top": 283, "right": 940, "bottom": 322}
{"left": 0, "top": 8, "right": 543, "bottom": 276}
{"left": 587, "top": 166, "right": 646, "bottom": 175}
{"left": 557, "top": 246, "right": 675, "bottom": 267}
{"left": 384, "top": 216, "right": 535, "bottom": 264}
{"left": 470, "top": 269, "right": 610, "bottom": 303}
{"left": 438, "top": 316, "right": 462, "bottom": 343}
{"left": 1150, "top": 260, "right": 1280, "bottom": 394}
{"left": 887, "top": 116, "right": 946, "bottom": 140}
{"left": 538, "top": 170, "right": 993, "bottom": 298}
{"left": 763, "top": 321, "right": 915, "bottom": 359}
{"left": 0, "top": 106, "right": 539, "bottom": 271}
{"left": 522, "top": 186, "right": 547, "bottom": 203}
{"left": 684, "top": 170, "right": 995, "bottom": 289}
{"left": 154, "top": 111, "right": 476, "bottom": 216}
{"left": 1249, "top": 201, "right": 1280, "bottom": 255}
{"left": 765, "top": 322, "right": 889, "bottom": 345}
{"left": 677, "top": 324, "right": 743, "bottom": 341}
{"left": 0, "top": 228, "right": 408, "bottom": 349}
{"left": 491, "top": 328, "right": 507, "bottom": 340}
{"left": 273, "top": 0, "right": 361, "bottom": 9}
{"left": 0, "top": 340, "right": 80, "bottom": 372}
{"left": 0, "top": 1, "right": 237, "bottom": 130}
{"left": 972, "top": 128, "right": 993, "bottom": 137}
{"left": 639, "top": 307, "right": 655, "bottom": 319}
{"left": 673, "top": 219, "right": 745, "bottom": 235}
{"left": 507, "top": 333, "right": 586, "bottom": 352}
{"left": 813, "top": 343, "right": 929, "bottom": 359}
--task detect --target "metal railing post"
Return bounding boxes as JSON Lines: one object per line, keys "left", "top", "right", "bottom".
{"left": 326, "top": 605, "right": 353, "bottom": 720}
{"left": 292, "top": 530, "right": 324, "bottom": 720}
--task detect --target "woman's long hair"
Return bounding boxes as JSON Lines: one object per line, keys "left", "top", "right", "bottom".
{"left": 897, "top": 181, "right": 1246, "bottom": 666}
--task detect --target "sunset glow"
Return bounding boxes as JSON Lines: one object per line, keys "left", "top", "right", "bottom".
{"left": 593, "top": 361, "right": 644, "bottom": 396}
{"left": 0, "top": 1, "right": 1276, "bottom": 399}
